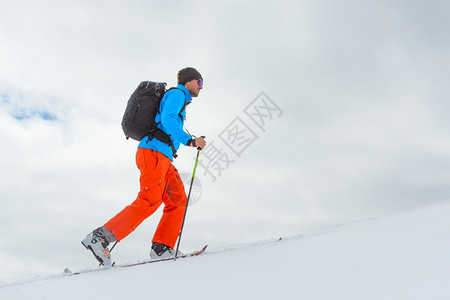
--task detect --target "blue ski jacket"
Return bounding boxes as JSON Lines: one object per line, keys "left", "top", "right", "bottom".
{"left": 138, "top": 84, "right": 192, "bottom": 161}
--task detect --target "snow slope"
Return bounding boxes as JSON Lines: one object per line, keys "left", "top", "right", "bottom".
{"left": 1, "top": 200, "right": 450, "bottom": 300}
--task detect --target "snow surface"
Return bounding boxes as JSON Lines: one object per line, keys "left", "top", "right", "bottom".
{"left": 1, "top": 200, "right": 450, "bottom": 300}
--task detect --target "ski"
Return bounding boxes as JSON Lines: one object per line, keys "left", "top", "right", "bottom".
{"left": 65, "top": 245, "right": 207, "bottom": 276}
{"left": 119, "top": 245, "right": 207, "bottom": 268}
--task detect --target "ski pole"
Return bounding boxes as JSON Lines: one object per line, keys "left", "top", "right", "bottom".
{"left": 110, "top": 241, "right": 118, "bottom": 253}
{"left": 98, "top": 241, "right": 118, "bottom": 267}
{"left": 174, "top": 148, "right": 201, "bottom": 260}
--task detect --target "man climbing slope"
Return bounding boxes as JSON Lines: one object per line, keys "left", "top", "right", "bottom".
{"left": 82, "top": 67, "right": 206, "bottom": 266}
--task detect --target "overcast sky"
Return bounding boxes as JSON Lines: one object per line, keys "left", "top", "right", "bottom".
{"left": 1, "top": 0, "right": 449, "bottom": 282}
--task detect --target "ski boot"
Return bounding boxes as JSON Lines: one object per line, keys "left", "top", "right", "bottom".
{"left": 81, "top": 227, "right": 113, "bottom": 267}
{"left": 150, "top": 242, "right": 183, "bottom": 260}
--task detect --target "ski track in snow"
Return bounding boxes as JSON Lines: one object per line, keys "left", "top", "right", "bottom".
{"left": 1, "top": 200, "right": 450, "bottom": 299}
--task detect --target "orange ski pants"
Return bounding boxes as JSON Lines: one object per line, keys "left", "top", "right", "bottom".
{"left": 104, "top": 148, "right": 187, "bottom": 249}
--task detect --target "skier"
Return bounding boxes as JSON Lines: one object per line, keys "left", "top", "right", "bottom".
{"left": 82, "top": 67, "right": 206, "bottom": 266}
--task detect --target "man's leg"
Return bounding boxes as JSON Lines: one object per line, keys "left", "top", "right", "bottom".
{"left": 104, "top": 149, "right": 170, "bottom": 241}
{"left": 152, "top": 166, "right": 188, "bottom": 249}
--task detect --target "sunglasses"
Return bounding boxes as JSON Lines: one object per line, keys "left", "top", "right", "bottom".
{"left": 197, "top": 79, "right": 203, "bottom": 86}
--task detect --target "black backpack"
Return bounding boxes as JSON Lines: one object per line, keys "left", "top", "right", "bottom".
{"left": 121, "top": 81, "right": 186, "bottom": 157}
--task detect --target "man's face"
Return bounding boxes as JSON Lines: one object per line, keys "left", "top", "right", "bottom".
{"left": 185, "top": 79, "right": 203, "bottom": 97}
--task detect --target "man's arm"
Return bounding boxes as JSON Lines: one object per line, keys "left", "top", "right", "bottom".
{"left": 160, "top": 90, "right": 191, "bottom": 145}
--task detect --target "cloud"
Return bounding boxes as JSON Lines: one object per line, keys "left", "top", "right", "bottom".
{"left": 1, "top": 89, "right": 65, "bottom": 123}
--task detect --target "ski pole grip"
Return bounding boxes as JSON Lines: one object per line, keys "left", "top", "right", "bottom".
{"left": 197, "top": 136, "right": 206, "bottom": 150}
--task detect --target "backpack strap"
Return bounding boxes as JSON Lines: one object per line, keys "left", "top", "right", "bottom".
{"left": 151, "top": 87, "right": 187, "bottom": 159}
{"left": 166, "top": 87, "right": 187, "bottom": 158}
{"left": 166, "top": 87, "right": 187, "bottom": 120}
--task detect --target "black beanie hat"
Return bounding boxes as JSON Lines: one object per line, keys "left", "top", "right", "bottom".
{"left": 177, "top": 67, "right": 203, "bottom": 85}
